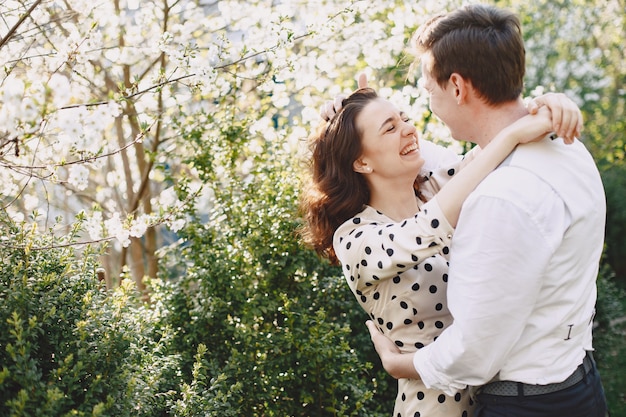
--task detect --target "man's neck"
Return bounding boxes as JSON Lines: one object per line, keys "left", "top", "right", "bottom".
{"left": 472, "top": 99, "right": 529, "bottom": 148}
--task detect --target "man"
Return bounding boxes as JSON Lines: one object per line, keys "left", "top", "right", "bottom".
{"left": 365, "top": 4, "right": 608, "bottom": 417}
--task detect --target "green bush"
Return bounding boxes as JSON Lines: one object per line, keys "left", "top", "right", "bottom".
{"left": 155, "top": 111, "right": 393, "bottom": 416}
{"left": 0, "top": 213, "right": 180, "bottom": 416}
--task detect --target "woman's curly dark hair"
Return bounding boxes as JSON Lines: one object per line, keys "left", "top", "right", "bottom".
{"left": 298, "top": 88, "right": 379, "bottom": 264}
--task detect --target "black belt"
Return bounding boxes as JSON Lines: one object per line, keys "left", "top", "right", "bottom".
{"left": 478, "top": 352, "right": 594, "bottom": 397}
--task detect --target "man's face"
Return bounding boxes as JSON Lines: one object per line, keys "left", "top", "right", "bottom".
{"left": 419, "top": 53, "right": 460, "bottom": 139}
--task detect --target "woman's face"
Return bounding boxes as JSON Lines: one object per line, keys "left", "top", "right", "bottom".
{"left": 354, "top": 98, "right": 424, "bottom": 180}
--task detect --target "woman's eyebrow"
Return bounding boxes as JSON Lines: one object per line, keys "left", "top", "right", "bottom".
{"left": 378, "top": 111, "right": 406, "bottom": 132}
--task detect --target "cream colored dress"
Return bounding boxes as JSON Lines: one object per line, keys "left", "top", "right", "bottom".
{"left": 334, "top": 159, "right": 475, "bottom": 417}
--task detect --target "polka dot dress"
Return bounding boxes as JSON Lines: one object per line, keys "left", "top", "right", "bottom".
{"left": 334, "top": 170, "right": 473, "bottom": 417}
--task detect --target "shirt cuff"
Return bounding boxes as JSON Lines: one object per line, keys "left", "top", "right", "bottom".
{"left": 413, "top": 344, "right": 467, "bottom": 396}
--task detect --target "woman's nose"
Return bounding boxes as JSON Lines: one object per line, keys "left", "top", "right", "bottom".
{"left": 402, "top": 122, "right": 416, "bottom": 136}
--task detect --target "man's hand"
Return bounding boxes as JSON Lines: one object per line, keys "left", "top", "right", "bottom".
{"left": 365, "top": 320, "right": 421, "bottom": 380}
{"left": 319, "top": 73, "right": 369, "bottom": 121}
{"left": 527, "top": 93, "right": 583, "bottom": 143}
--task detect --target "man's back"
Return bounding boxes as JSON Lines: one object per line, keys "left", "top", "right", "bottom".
{"left": 443, "top": 136, "right": 605, "bottom": 385}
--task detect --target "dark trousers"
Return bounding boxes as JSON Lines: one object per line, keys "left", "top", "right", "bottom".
{"left": 474, "top": 359, "right": 608, "bottom": 417}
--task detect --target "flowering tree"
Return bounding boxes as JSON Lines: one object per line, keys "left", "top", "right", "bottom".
{"left": 3, "top": 0, "right": 622, "bottom": 288}
{"left": 0, "top": 0, "right": 451, "bottom": 293}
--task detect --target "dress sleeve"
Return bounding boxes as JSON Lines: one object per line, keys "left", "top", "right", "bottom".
{"left": 418, "top": 142, "right": 478, "bottom": 200}
{"left": 418, "top": 139, "right": 461, "bottom": 173}
{"left": 333, "top": 198, "right": 454, "bottom": 292}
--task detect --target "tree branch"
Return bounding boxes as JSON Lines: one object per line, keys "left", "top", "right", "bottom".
{"left": 0, "top": 0, "right": 44, "bottom": 51}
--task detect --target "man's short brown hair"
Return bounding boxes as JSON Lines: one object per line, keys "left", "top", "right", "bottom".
{"left": 412, "top": 4, "right": 525, "bottom": 105}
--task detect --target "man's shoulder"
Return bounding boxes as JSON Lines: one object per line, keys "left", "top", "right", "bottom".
{"left": 476, "top": 165, "right": 548, "bottom": 200}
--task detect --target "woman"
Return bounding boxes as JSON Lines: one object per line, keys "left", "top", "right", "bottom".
{"left": 300, "top": 87, "right": 577, "bottom": 417}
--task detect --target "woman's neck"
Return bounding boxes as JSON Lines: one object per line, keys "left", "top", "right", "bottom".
{"left": 367, "top": 182, "right": 419, "bottom": 221}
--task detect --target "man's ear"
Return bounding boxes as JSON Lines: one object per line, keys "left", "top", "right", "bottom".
{"left": 353, "top": 159, "right": 372, "bottom": 174}
{"left": 449, "top": 73, "right": 469, "bottom": 105}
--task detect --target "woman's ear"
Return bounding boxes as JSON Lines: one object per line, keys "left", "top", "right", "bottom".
{"left": 353, "top": 159, "right": 372, "bottom": 174}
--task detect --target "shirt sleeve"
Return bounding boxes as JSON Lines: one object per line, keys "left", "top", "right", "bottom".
{"left": 334, "top": 198, "right": 454, "bottom": 290}
{"left": 413, "top": 167, "right": 565, "bottom": 395}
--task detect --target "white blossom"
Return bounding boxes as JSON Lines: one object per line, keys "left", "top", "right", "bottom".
{"left": 67, "top": 164, "right": 90, "bottom": 191}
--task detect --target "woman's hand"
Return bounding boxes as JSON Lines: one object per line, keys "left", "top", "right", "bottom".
{"left": 527, "top": 93, "right": 583, "bottom": 143}
{"left": 506, "top": 105, "right": 555, "bottom": 145}
{"left": 319, "top": 73, "right": 369, "bottom": 121}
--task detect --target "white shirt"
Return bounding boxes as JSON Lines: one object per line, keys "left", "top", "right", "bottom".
{"left": 413, "top": 136, "right": 606, "bottom": 396}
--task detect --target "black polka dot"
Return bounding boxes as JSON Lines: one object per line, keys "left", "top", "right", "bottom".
{"left": 377, "top": 317, "right": 384, "bottom": 325}
{"left": 411, "top": 254, "right": 419, "bottom": 262}
{"left": 417, "top": 391, "right": 425, "bottom": 400}
{"left": 365, "top": 246, "right": 372, "bottom": 254}
{"left": 389, "top": 233, "right": 395, "bottom": 241}
{"left": 431, "top": 219, "right": 440, "bottom": 228}
{"left": 415, "top": 342, "right": 424, "bottom": 349}
{"left": 455, "top": 393, "right": 462, "bottom": 402}
{"left": 346, "top": 242, "right": 351, "bottom": 250}
{"left": 393, "top": 276, "right": 401, "bottom": 283}
{"left": 435, "top": 303, "right": 443, "bottom": 311}
{"left": 386, "top": 322, "right": 393, "bottom": 330}
{"left": 355, "top": 231, "right": 363, "bottom": 238}
{"left": 360, "top": 295, "right": 367, "bottom": 302}
{"left": 402, "top": 393, "right": 406, "bottom": 401}
{"left": 442, "top": 273, "right": 448, "bottom": 282}
{"left": 417, "top": 321, "right": 425, "bottom": 329}
{"left": 400, "top": 301, "right": 408, "bottom": 309}
{"left": 438, "top": 394, "right": 446, "bottom": 403}
{"left": 395, "top": 340, "right": 404, "bottom": 347}
{"left": 447, "top": 168, "right": 455, "bottom": 176}
{"left": 435, "top": 321, "right": 444, "bottom": 329}
{"left": 412, "top": 283, "right": 420, "bottom": 291}
{"left": 416, "top": 236, "right": 422, "bottom": 245}
{"left": 360, "top": 259, "right": 367, "bottom": 266}
{"left": 386, "top": 248, "right": 394, "bottom": 256}
{"left": 429, "top": 285, "right": 438, "bottom": 293}
{"left": 373, "top": 292, "right": 380, "bottom": 300}
{"left": 377, "top": 261, "right": 383, "bottom": 269}
{"left": 353, "top": 217, "right": 361, "bottom": 224}
{"left": 443, "top": 246, "right": 449, "bottom": 255}
{"left": 404, "top": 319, "right": 413, "bottom": 325}
{"left": 424, "top": 263, "right": 433, "bottom": 272}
